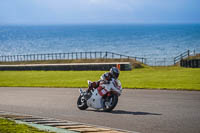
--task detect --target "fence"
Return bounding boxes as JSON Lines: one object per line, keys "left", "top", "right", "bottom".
{"left": 148, "top": 49, "right": 199, "bottom": 66}
{"left": 0, "top": 51, "right": 146, "bottom": 64}
{"left": 1, "top": 50, "right": 198, "bottom": 66}
{"left": 145, "top": 58, "right": 174, "bottom": 66}
{"left": 173, "top": 50, "right": 197, "bottom": 65}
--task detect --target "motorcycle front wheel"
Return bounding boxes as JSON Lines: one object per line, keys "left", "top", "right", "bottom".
{"left": 103, "top": 94, "right": 118, "bottom": 112}
{"left": 77, "top": 95, "right": 88, "bottom": 110}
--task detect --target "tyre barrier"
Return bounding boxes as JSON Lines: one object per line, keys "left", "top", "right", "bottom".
{"left": 0, "top": 62, "right": 132, "bottom": 71}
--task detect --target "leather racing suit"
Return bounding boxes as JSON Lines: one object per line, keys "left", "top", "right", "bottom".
{"left": 87, "top": 72, "right": 114, "bottom": 91}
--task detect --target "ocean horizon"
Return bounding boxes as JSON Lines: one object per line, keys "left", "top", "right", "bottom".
{"left": 0, "top": 24, "right": 200, "bottom": 60}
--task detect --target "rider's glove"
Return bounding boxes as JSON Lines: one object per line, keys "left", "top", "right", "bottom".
{"left": 103, "top": 80, "right": 110, "bottom": 84}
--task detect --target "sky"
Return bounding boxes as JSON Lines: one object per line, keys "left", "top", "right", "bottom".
{"left": 0, "top": 0, "right": 200, "bottom": 25}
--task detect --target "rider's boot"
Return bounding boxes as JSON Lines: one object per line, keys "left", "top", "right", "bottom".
{"left": 84, "top": 81, "right": 99, "bottom": 99}
{"left": 84, "top": 86, "right": 93, "bottom": 100}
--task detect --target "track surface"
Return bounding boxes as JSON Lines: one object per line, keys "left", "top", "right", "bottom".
{"left": 0, "top": 87, "right": 200, "bottom": 133}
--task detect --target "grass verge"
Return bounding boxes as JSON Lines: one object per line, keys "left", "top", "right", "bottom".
{"left": 0, "top": 118, "right": 54, "bottom": 133}
{"left": 0, "top": 66, "right": 199, "bottom": 90}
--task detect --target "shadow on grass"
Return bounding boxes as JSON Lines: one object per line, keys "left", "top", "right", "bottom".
{"left": 87, "top": 109, "right": 161, "bottom": 116}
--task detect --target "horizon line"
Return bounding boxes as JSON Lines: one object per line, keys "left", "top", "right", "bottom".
{"left": 1, "top": 22, "right": 200, "bottom": 26}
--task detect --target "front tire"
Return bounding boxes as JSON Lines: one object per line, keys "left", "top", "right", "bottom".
{"left": 77, "top": 95, "right": 88, "bottom": 110}
{"left": 103, "top": 94, "right": 118, "bottom": 112}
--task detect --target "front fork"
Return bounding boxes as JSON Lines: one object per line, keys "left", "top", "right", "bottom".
{"left": 79, "top": 88, "right": 92, "bottom": 100}
{"left": 79, "top": 88, "right": 85, "bottom": 96}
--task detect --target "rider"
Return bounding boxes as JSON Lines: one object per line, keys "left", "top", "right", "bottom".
{"left": 87, "top": 67, "right": 120, "bottom": 92}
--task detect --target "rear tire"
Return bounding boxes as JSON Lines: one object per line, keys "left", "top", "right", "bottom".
{"left": 77, "top": 95, "right": 88, "bottom": 110}
{"left": 103, "top": 94, "right": 118, "bottom": 112}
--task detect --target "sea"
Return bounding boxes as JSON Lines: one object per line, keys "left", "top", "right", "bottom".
{"left": 0, "top": 24, "right": 200, "bottom": 65}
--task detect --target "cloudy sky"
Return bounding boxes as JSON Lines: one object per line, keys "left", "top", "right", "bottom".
{"left": 0, "top": 0, "right": 200, "bottom": 25}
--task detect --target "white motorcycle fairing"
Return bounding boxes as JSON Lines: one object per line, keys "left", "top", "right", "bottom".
{"left": 87, "top": 89, "right": 103, "bottom": 109}
{"left": 86, "top": 79, "right": 122, "bottom": 109}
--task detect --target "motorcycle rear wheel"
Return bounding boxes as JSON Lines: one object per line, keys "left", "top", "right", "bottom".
{"left": 103, "top": 94, "right": 118, "bottom": 112}
{"left": 77, "top": 95, "right": 88, "bottom": 110}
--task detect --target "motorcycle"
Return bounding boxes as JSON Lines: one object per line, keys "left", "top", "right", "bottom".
{"left": 77, "top": 78, "right": 123, "bottom": 112}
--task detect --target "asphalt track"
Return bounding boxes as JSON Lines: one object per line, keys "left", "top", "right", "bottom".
{"left": 0, "top": 87, "right": 200, "bottom": 133}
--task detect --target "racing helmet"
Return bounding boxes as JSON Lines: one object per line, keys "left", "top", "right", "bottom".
{"left": 110, "top": 67, "right": 120, "bottom": 79}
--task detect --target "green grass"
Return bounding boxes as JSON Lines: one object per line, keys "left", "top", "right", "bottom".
{"left": 121, "top": 67, "right": 200, "bottom": 90}
{"left": 0, "top": 118, "right": 54, "bottom": 133}
{"left": 0, "top": 67, "right": 200, "bottom": 90}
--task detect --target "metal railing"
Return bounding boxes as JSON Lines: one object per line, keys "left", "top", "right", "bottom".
{"left": 174, "top": 50, "right": 190, "bottom": 64}
{"left": 145, "top": 58, "right": 174, "bottom": 66}
{"left": 1, "top": 50, "right": 198, "bottom": 66}
{"left": 174, "top": 50, "right": 197, "bottom": 65}
{"left": 0, "top": 51, "right": 146, "bottom": 64}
